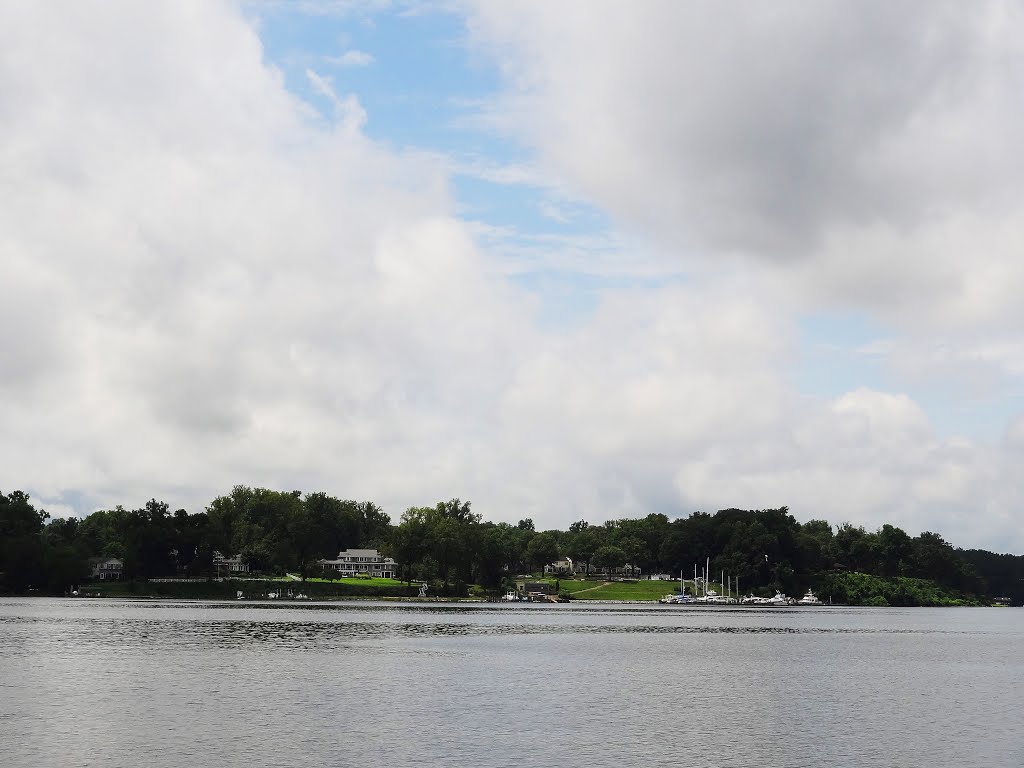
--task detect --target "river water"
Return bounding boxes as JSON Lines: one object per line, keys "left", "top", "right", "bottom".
{"left": 0, "top": 598, "right": 1021, "bottom": 767}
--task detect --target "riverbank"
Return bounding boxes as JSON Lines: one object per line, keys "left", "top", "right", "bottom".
{"left": 4, "top": 572, "right": 993, "bottom": 606}
{"left": 63, "top": 578, "right": 422, "bottom": 601}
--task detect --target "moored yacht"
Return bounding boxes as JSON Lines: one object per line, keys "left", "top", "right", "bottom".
{"left": 659, "top": 592, "right": 696, "bottom": 604}
{"left": 797, "top": 589, "right": 822, "bottom": 605}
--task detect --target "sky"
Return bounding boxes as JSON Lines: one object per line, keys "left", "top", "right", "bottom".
{"left": 2, "top": 1, "right": 1024, "bottom": 553}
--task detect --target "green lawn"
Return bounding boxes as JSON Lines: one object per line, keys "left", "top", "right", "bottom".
{"left": 555, "top": 578, "right": 697, "bottom": 601}
{"left": 297, "top": 576, "right": 407, "bottom": 588}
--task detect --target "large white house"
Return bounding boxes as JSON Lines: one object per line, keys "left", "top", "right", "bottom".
{"left": 212, "top": 551, "right": 249, "bottom": 575}
{"left": 90, "top": 557, "right": 123, "bottom": 580}
{"left": 544, "top": 558, "right": 575, "bottom": 575}
{"left": 318, "top": 548, "right": 398, "bottom": 579}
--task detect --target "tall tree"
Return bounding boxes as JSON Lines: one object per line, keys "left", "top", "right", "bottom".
{"left": 525, "top": 532, "right": 560, "bottom": 575}
{"left": 592, "top": 545, "right": 627, "bottom": 576}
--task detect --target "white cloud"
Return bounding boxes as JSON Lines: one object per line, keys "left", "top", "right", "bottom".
{"left": 537, "top": 201, "right": 570, "bottom": 224}
{"left": 0, "top": 1, "right": 525, "bottom": 514}
{"left": 453, "top": 0, "right": 1024, "bottom": 549}
{"left": 3, "top": 1, "right": 1024, "bottom": 555}
{"left": 464, "top": 2, "right": 1024, "bottom": 330}
{"left": 326, "top": 49, "right": 375, "bottom": 67}
{"left": 305, "top": 68, "right": 367, "bottom": 128}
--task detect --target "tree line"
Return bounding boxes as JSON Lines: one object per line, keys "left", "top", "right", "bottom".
{"left": 2, "top": 487, "right": 1022, "bottom": 603}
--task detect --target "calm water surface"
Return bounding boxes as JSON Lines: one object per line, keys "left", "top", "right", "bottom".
{"left": 1, "top": 598, "right": 1021, "bottom": 767}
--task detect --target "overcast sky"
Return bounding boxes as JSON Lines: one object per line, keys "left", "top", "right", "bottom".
{"left": 3, "top": 1, "right": 1023, "bottom": 552}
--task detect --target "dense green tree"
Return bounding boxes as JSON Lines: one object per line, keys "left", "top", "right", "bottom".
{"left": 0, "top": 490, "right": 48, "bottom": 537}
{"left": 961, "top": 548, "right": 1024, "bottom": 604}
{"left": 1, "top": 483, "right": 1009, "bottom": 604}
{"left": 392, "top": 508, "right": 430, "bottom": 585}
{"left": 428, "top": 516, "right": 466, "bottom": 589}
{"left": 474, "top": 523, "right": 512, "bottom": 587}
{"left": 525, "top": 532, "right": 560, "bottom": 574}
{"left": 877, "top": 524, "right": 912, "bottom": 577}
{"left": 358, "top": 501, "right": 391, "bottom": 547}
{"left": 0, "top": 491, "right": 48, "bottom": 591}
{"left": 832, "top": 523, "right": 878, "bottom": 572}
{"left": 592, "top": 545, "right": 627, "bottom": 576}
{"left": 566, "top": 526, "right": 601, "bottom": 576}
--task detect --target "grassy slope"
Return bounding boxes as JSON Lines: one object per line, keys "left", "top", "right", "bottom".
{"left": 556, "top": 578, "right": 701, "bottom": 601}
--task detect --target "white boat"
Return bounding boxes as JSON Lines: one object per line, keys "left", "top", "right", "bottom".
{"left": 797, "top": 589, "right": 822, "bottom": 605}
{"left": 501, "top": 591, "right": 521, "bottom": 602}
{"left": 659, "top": 593, "right": 695, "bottom": 604}
{"left": 767, "top": 591, "right": 792, "bottom": 606}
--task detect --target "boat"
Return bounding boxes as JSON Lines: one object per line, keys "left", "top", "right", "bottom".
{"left": 797, "top": 589, "right": 822, "bottom": 605}
{"left": 501, "top": 591, "right": 521, "bottom": 602}
{"left": 659, "top": 593, "right": 696, "bottom": 604}
{"left": 695, "top": 588, "right": 734, "bottom": 604}
{"left": 767, "top": 591, "right": 793, "bottom": 606}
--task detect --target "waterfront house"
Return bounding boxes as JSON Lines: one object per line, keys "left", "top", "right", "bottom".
{"left": 90, "top": 557, "right": 123, "bottom": 581}
{"left": 212, "top": 552, "right": 249, "bottom": 575}
{"left": 519, "top": 581, "right": 553, "bottom": 595}
{"left": 318, "top": 548, "right": 398, "bottom": 579}
{"left": 544, "top": 558, "right": 574, "bottom": 575}
{"left": 572, "top": 562, "right": 642, "bottom": 578}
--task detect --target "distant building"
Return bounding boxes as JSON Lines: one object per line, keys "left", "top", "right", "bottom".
{"left": 212, "top": 552, "right": 249, "bottom": 575}
{"left": 90, "top": 557, "right": 123, "bottom": 581}
{"left": 318, "top": 548, "right": 398, "bottom": 579}
{"left": 573, "top": 562, "right": 641, "bottom": 578}
{"left": 519, "top": 581, "right": 553, "bottom": 595}
{"left": 544, "top": 558, "right": 574, "bottom": 575}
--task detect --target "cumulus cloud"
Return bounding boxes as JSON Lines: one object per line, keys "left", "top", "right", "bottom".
{"left": 2, "top": 1, "right": 1024, "bottom": 553}
{"left": 456, "top": 0, "right": 1024, "bottom": 550}
{"left": 326, "top": 49, "right": 375, "bottom": 67}
{"left": 0, "top": 1, "right": 527, "bottom": 512}
{"left": 465, "top": 2, "right": 1024, "bottom": 330}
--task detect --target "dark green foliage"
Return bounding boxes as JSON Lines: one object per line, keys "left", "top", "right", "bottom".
{"left": 0, "top": 485, "right": 1010, "bottom": 604}
{"left": 592, "top": 544, "right": 627, "bottom": 575}
{"left": 1, "top": 490, "right": 52, "bottom": 591}
{"left": 960, "top": 548, "right": 1024, "bottom": 605}
{"left": 820, "top": 571, "right": 983, "bottom": 606}
{"left": 526, "top": 532, "right": 560, "bottom": 573}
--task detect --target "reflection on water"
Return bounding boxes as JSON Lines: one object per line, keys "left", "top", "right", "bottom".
{"left": 1, "top": 599, "right": 1022, "bottom": 768}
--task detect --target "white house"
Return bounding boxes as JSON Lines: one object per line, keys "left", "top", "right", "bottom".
{"left": 544, "top": 558, "right": 574, "bottom": 575}
{"left": 318, "top": 548, "right": 398, "bottom": 579}
{"left": 571, "top": 561, "right": 642, "bottom": 578}
{"left": 90, "top": 557, "right": 123, "bottom": 581}
{"left": 212, "top": 551, "right": 249, "bottom": 575}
